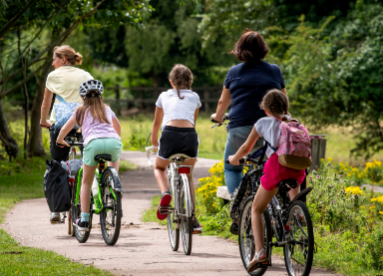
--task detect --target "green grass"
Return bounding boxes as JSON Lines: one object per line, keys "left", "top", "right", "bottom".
{"left": 116, "top": 114, "right": 383, "bottom": 164}
{"left": 0, "top": 229, "right": 112, "bottom": 275}
{"left": 0, "top": 156, "right": 134, "bottom": 275}
{"left": 142, "top": 195, "right": 167, "bottom": 226}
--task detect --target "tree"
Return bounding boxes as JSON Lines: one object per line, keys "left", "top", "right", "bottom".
{"left": 0, "top": 0, "right": 152, "bottom": 159}
{"left": 85, "top": 0, "right": 230, "bottom": 87}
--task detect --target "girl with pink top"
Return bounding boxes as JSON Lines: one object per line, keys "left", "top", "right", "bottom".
{"left": 228, "top": 89, "right": 305, "bottom": 272}
{"left": 56, "top": 79, "right": 122, "bottom": 231}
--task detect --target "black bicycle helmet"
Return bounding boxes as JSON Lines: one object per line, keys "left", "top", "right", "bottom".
{"left": 79, "top": 79, "right": 104, "bottom": 97}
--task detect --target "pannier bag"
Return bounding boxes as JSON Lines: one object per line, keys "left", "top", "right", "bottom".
{"left": 43, "top": 160, "right": 72, "bottom": 212}
{"left": 276, "top": 118, "right": 312, "bottom": 170}
{"left": 61, "top": 159, "right": 83, "bottom": 177}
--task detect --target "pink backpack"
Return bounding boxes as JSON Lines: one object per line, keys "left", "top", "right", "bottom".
{"left": 275, "top": 118, "right": 312, "bottom": 170}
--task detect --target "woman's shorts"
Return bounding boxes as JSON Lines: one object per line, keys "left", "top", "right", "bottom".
{"left": 83, "top": 138, "right": 122, "bottom": 166}
{"left": 261, "top": 153, "right": 306, "bottom": 191}
{"left": 158, "top": 126, "right": 199, "bottom": 160}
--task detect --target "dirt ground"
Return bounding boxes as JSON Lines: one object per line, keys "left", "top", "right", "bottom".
{"left": 2, "top": 151, "right": 337, "bottom": 276}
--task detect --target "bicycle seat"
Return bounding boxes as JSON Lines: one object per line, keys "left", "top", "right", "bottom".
{"left": 277, "top": 179, "right": 298, "bottom": 189}
{"left": 95, "top": 154, "right": 112, "bottom": 163}
{"left": 168, "top": 153, "right": 191, "bottom": 163}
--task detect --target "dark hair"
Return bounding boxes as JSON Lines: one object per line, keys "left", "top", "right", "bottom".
{"left": 168, "top": 64, "right": 193, "bottom": 99}
{"left": 75, "top": 93, "right": 110, "bottom": 127}
{"left": 230, "top": 29, "right": 269, "bottom": 63}
{"left": 260, "top": 89, "right": 289, "bottom": 120}
{"left": 54, "top": 45, "right": 83, "bottom": 65}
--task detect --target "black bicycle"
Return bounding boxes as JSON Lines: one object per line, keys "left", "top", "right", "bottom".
{"left": 231, "top": 146, "right": 314, "bottom": 276}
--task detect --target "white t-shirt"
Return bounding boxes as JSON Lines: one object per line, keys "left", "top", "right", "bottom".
{"left": 254, "top": 117, "right": 281, "bottom": 157}
{"left": 46, "top": 66, "right": 93, "bottom": 123}
{"left": 156, "top": 89, "right": 202, "bottom": 126}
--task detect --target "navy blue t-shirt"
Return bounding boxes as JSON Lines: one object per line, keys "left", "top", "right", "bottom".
{"left": 224, "top": 61, "right": 285, "bottom": 129}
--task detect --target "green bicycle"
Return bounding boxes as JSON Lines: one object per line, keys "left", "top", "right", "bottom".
{"left": 71, "top": 153, "right": 123, "bottom": 245}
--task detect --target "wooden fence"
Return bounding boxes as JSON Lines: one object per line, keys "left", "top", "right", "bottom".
{"left": 103, "top": 85, "right": 223, "bottom": 114}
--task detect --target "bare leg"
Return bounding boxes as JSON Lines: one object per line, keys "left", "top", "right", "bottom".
{"left": 288, "top": 185, "right": 300, "bottom": 201}
{"left": 108, "top": 159, "right": 120, "bottom": 172}
{"left": 251, "top": 186, "right": 278, "bottom": 261}
{"left": 154, "top": 157, "right": 170, "bottom": 193}
{"left": 81, "top": 163, "right": 97, "bottom": 213}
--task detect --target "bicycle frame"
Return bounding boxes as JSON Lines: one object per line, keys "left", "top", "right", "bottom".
{"left": 168, "top": 161, "right": 193, "bottom": 220}
{"left": 74, "top": 166, "right": 117, "bottom": 215}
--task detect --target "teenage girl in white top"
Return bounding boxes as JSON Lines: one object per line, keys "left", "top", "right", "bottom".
{"left": 151, "top": 64, "right": 202, "bottom": 233}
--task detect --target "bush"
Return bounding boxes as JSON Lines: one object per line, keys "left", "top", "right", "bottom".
{"left": 361, "top": 225, "right": 383, "bottom": 270}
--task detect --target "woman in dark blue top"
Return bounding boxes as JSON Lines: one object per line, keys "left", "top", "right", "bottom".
{"left": 211, "top": 29, "right": 287, "bottom": 196}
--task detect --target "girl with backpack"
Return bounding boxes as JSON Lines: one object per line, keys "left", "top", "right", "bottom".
{"left": 150, "top": 64, "right": 202, "bottom": 234}
{"left": 56, "top": 79, "right": 122, "bottom": 231}
{"left": 228, "top": 89, "right": 308, "bottom": 272}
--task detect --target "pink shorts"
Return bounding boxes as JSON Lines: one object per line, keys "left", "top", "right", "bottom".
{"left": 261, "top": 153, "right": 306, "bottom": 191}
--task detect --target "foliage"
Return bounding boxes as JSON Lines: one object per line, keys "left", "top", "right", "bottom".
{"left": 0, "top": 230, "right": 112, "bottom": 275}
{"left": 85, "top": 0, "right": 230, "bottom": 87}
{"left": 334, "top": 159, "right": 383, "bottom": 186}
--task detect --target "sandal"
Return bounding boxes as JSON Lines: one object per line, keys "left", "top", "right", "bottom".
{"left": 247, "top": 248, "right": 268, "bottom": 272}
{"left": 157, "top": 191, "right": 172, "bottom": 220}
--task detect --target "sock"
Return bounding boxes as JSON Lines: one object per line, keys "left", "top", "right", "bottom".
{"left": 81, "top": 212, "right": 90, "bottom": 222}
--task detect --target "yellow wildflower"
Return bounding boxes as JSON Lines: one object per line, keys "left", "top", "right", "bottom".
{"left": 379, "top": 211, "right": 383, "bottom": 215}
{"left": 369, "top": 206, "right": 376, "bottom": 210}
{"left": 345, "top": 186, "right": 363, "bottom": 196}
{"left": 327, "top": 157, "right": 333, "bottom": 162}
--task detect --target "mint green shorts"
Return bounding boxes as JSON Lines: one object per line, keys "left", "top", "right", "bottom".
{"left": 83, "top": 138, "right": 122, "bottom": 166}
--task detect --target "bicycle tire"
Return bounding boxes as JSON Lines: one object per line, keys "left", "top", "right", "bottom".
{"left": 167, "top": 174, "right": 179, "bottom": 251}
{"left": 72, "top": 170, "right": 91, "bottom": 243}
{"left": 239, "top": 197, "right": 272, "bottom": 276}
{"left": 100, "top": 169, "right": 122, "bottom": 245}
{"left": 180, "top": 176, "right": 192, "bottom": 255}
{"left": 283, "top": 200, "right": 314, "bottom": 276}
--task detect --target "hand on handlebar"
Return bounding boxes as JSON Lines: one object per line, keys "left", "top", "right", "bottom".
{"left": 56, "top": 139, "right": 70, "bottom": 148}
{"left": 228, "top": 155, "right": 240, "bottom": 166}
{"left": 210, "top": 113, "right": 223, "bottom": 124}
{"left": 40, "top": 120, "right": 52, "bottom": 129}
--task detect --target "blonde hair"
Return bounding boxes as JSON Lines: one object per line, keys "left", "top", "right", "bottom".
{"left": 168, "top": 64, "right": 193, "bottom": 99}
{"left": 260, "top": 89, "right": 289, "bottom": 120}
{"left": 75, "top": 92, "right": 110, "bottom": 127}
{"left": 54, "top": 45, "right": 83, "bottom": 65}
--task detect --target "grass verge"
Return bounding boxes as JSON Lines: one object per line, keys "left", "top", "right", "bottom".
{"left": 0, "top": 230, "right": 112, "bottom": 275}
{"left": 0, "top": 156, "right": 134, "bottom": 275}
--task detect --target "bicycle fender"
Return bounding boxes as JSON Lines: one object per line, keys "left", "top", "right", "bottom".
{"left": 105, "top": 167, "right": 123, "bottom": 193}
{"left": 291, "top": 187, "right": 313, "bottom": 202}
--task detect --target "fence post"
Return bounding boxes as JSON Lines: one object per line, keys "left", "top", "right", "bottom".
{"left": 203, "top": 85, "right": 210, "bottom": 113}
{"left": 309, "top": 135, "right": 327, "bottom": 172}
{"left": 114, "top": 84, "right": 121, "bottom": 116}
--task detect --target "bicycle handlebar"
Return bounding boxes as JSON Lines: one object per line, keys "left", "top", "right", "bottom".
{"left": 211, "top": 115, "right": 229, "bottom": 128}
{"left": 56, "top": 137, "right": 83, "bottom": 147}
{"left": 145, "top": 146, "right": 158, "bottom": 167}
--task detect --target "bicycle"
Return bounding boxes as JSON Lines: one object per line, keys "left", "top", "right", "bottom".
{"left": 146, "top": 146, "right": 194, "bottom": 255}
{"left": 68, "top": 138, "right": 123, "bottom": 245}
{"left": 51, "top": 129, "right": 83, "bottom": 238}
{"left": 233, "top": 145, "right": 314, "bottom": 276}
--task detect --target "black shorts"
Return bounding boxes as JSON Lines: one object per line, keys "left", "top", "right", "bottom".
{"left": 158, "top": 126, "right": 199, "bottom": 160}
{"left": 49, "top": 126, "right": 83, "bottom": 162}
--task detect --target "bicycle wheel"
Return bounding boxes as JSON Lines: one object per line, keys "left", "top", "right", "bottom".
{"left": 180, "top": 176, "right": 192, "bottom": 255}
{"left": 100, "top": 169, "right": 122, "bottom": 245}
{"left": 167, "top": 175, "right": 179, "bottom": 251}
{"left": 72, "top": 170, "right": 91, "bottom": 243}
{"left": 239, "top": 197, "right": 272, "bottom": 276}
{"left": 284, "top": 200, "right": 314, "bottom": 276}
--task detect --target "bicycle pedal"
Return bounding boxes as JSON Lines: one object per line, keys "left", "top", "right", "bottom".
{"left": 256, "top": 262, "right": 269, "bottom": 268}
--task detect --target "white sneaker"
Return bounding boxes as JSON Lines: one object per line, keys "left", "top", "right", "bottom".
{"left": 50, "top": 212, "right": 60, "bottom": 223}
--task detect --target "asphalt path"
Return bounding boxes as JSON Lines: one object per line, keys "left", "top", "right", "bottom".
{"left": 2, "top": 151, "right": 338, "bottom": 276}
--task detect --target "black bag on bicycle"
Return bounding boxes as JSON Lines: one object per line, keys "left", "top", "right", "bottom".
{"left": 43, "top": 160, "right": 72, "bottom": 212}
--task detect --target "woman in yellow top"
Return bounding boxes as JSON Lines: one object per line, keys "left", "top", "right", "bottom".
{"left": 40, "top": 45, "right": 93, "bottom": 222}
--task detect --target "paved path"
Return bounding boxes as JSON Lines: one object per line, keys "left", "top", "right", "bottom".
{"left": 2, "top": 151, "right": 337, "bottom": 276}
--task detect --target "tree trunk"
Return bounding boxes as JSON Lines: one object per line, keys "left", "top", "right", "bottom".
{"left": 0, "top": 100, "right": 19, "bottom": 160}
{"left": 27, "top": 57, "right": 52, "bottom": 157}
